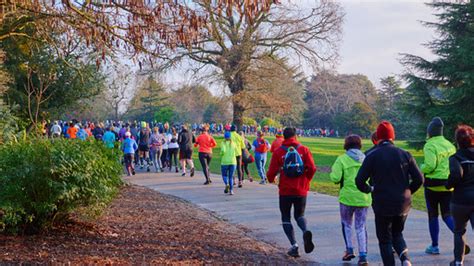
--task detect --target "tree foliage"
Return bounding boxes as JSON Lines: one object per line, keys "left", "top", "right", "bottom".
{"left": 334, "top": 102, "right": 378, "bottom": 137}
{"left": 401, "top": 1, "right": 474, "bottom": 140}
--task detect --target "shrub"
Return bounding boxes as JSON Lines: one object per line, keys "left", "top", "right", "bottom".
{"left": 0, "top": 139, "right": 123, "bottom": 234}
{"left": 260, "top": 117, "right": 282, "bottom": 128}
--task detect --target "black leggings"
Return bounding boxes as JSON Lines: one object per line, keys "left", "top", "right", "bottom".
{"left": 168, "top": 148, "right": 179, "bottom": 168}
{"left": 161, "top": 149, "right": 169, "bottom": 167}
{"left": 375, "top": 214, "right": 409, "bottom": 266}
{"left": 279, "top": 196, "right": 307, "bottom": 222}
{"left": 199, "top": 152, "right": 212, "bottom": 181}
{"left": 451, "top": 203, "right": 474, "bottom": 262}
{"left": 242, "top": 161, "right": 250, "bottom": 177}
{"left": 425, "top": 188, "right": 452, "bottom": 219}
{"left": 236, "top": 155, "right": 242, "bottom": 181}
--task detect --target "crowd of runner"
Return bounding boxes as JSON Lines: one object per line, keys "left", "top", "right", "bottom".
{"left": 42, "top": 118, "right": 474, "bottom": 266}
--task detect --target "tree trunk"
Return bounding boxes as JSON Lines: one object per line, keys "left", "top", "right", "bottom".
{"left": 232, "top": 96, "right": 244, "bottom": 131}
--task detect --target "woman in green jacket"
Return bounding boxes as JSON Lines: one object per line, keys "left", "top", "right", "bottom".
{"left": 330, "top": 135, "right": 371, "bottom": 265}
{"left": 221, "top": 131, "right": 238, "bottom": 195}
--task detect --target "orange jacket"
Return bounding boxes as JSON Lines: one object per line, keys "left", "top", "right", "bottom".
{"left": 67, "top": 126, "right": 78, "bottom": 139}
{"left": 194, "top": 133, "right": 217, "bottom": 154}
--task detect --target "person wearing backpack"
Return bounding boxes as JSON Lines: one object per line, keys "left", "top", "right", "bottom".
{"left": 421, "top": 117, "right": 458, "bottom": 255}
{"left": 267, "top": 127, "right": 317, "bottom": 258}
{"left": 253, "top": 131, "right": 271, "bottom": 184}
{"left": 355, "top": 121, "right": 423, "bottom": 266}
{"left": 446, "top": 125, "right": 474, "bottom": 266}
{"left": 330, "top": 135, "right": 371, "bottom": 265}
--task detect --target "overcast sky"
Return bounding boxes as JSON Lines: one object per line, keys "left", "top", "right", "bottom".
{"left": 337, "top": 0, "right": 437, "bottom": 86}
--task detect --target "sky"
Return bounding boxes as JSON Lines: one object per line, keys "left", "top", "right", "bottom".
{"left": 162, "top": 0, "right": 438, "bottom": 92}
{"left": 337, "top": 0, "right": 437, "bottom": 86}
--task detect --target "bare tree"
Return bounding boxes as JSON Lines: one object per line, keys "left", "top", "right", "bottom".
{"left": 160, "top": 1, "right": 343, "bottom": 128}
{"left": 24, "top": 67, "right": 56, "bottom": 130}
{"left": 107, "top": 76, "right": 130, "bottom": 121}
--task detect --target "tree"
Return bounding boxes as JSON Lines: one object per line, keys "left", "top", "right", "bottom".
{"left": 303, "top": 70, "right": 377, "bottom": 128}
{"left": 0, "top": 49, "right": 10, "bottom": 107}
{"left": 125, "top": 75, "right": 169, "bottom": 122}
{"left": 166, "top": 1, "right": 343, "bottom": 129}
{"left": 335, "top": 102, "right": 378, "bottom": 137}
{"left": 401, "top": 2, "right": 474, "bottom": 140}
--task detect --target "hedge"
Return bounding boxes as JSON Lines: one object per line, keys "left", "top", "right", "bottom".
{"left": 0, "top": 139, "right": 123, "bottom": 234}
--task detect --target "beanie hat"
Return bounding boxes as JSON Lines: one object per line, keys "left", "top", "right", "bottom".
{"left": 125, "top": 132, "right": 131, "bottom": 138}
{"left": 276, "top": 130, "right": 283, "bottom": 137}
{"left": 224, "top": 131, "right": 231, "bottom": 139}
{"left": 427, "top": 117, "right": 444, "bottom": 137}
{"left": 230, "top": 125, "right": 237, "bottom": 132}
{"left": 376, "top": 121, "right": 395, "bottom": 141}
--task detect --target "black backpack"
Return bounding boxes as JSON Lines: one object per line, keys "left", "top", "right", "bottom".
{"left": 281, "top": 145, "right": 305, "bottom": 178}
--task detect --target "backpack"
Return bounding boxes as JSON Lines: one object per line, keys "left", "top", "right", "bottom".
{"left": 255, "top": 138, "right": 269, "bottom": 153}
{"left": 281, "top": 145, "right": 304, "bottom": 178}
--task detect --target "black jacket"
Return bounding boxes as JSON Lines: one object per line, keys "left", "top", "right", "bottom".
{"left": 446, "top": 148, "right": 474, "bottom": 205}
{"left": 356, "top": 141, "right": 424, "bottom": 216}
{"left": 178, "top": 129, "right": 195, "bottom": 151}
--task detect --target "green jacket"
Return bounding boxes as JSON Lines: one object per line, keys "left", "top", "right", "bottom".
{"left": 220, "top": 140, "right": 238, "bottom": 165}
{"left": 230, "top": 131, "right": 245, "bottom": 156}
{"left": 421, "top": 136, "right": 456, "bottom": 192}
{"left": 330, "top": 153, "right": 372, "bottom": 207}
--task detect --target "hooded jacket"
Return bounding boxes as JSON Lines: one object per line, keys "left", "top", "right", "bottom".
{"left": 355, "top": 140, "right": 423, "bottom": 216}
{"left": 267, "top": 137, "right": 317, "bottom": 196}
{"left": 230, "top": 131, "right": 245, "bottom": 156}
{"left": 421, "top": 136, "right": 456, "bottom": 191}
{"left": 330, "top": 149, "right": 372, "bottom": 207}
{"left": 270, "top": 136, "right": 284, "bottom": 153}
{"left": 446, "top": 148, "right": 474, "bottom": 205}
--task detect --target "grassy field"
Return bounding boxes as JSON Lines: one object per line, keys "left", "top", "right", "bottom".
{"left": 191, "top": 136, "right": 427, "bottom": 211}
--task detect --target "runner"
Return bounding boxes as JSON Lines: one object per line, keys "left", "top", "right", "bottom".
{"left": 421, "top": 117, "right": 457, "bottom": 255}
{"left": 447, "top": 125, "right": 474, "bottom": 266}
{"left": 221, "top": 131, "right": 238, "bottom": 195}
{"left": 253, "top": 131, "right": 271, "bottom": 185}
{"left": 241, "top": 131, "right": 254, "bottom": 182}
{"left": 137, "top": 124, "right": 151, "bottom": 172}
{"left": 356, "top": 121, "right": 423, "bottom": 266}
{"left": 178, "top": 124, "right": 195, "bottom": 177}
{"left": 195, "top": 125, "right": 217, "bottom": 185}
{"left": 50, "top": 121, "right": 62, "bottom": 138}
{"left": 122, "top": 131, "right": 138, "bottom": 176}
{"left": 150, "top": 127, "right": 165, "bottom": 173}
{"left": 67, "top": 121, "right": 78, "bottom": 139}
{"left": 330, "top": 135, "right": 371, "bottom": 265}
{"left": 230, "top": 125, "right": 245, "bottom": 187}
{"left": 266, "top": 127, "right": 317, "bottom": 258}
{"left": 168, "top": 127, "right": 179, "bottom": 173}
{"left": 270, "top": 130, "right": 284, "bottom": 153}
{"left": 76, "top": 124, "right": 88, "bottom": 141}
{"left": 92, "top": 123, "right": 104, "bottom": 140}
{"left": 102, "top": 127, "right": 116, "bottom": 149}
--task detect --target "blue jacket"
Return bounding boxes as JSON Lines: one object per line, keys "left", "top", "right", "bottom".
{"left": 102, "top": 131, "right": 116, "bottom": 149}
{"left": 122, "top": 137, "right": 138, "bottom": 154}
{"left": 77, "top": 129, "right": 88, "bottom": 141}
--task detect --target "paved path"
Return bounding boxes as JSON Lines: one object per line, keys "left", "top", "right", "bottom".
{"left": 125, "top": 169, "right": 472, "bottom": 265}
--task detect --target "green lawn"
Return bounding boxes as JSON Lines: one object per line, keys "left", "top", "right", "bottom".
{"left": 192, "top": 136, "right": 427, "bottom": 211}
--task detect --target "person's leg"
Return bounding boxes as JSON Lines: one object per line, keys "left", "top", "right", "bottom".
{"left": 150, "top": 149, "right": 157, "bottom": 172}
{"left": 354, "top": 207, "right": 369, "bottom": 258}
{"left": 440, "top": 191, "right": 455, "bottom": 232}
{"left": 261, "top": 153, "right": 267, "bottom": 177}
{"left": 145, "top": 151, "right": 151, "bottom": 171}
{"left": 173, "top": 149, "right": 179, "bottom": 171}
{"left": 236, "top": 155, "right": 242, "bottom": 182}
{"left": 156, "top": 148, "right": 163, "bottom": 171}
{"left": 451, "top": 203, "right": 471, "bottom": 263}
{"left": 279, "top": 196, "right": 297, "bottom": 246}
{"left": 294, "top": 196, "right": 314, "bottom": 254}
{"left": 340, "top": 203, "right": 356, "bottom": 257}
{"left": 375, "top": 214, "right": 396, "bottom": 266}
{"left": 206, "top": 153, "right": 212, "bottom": 181}
{"left": 221, "top": 165, "right": 229, "bottom": 192}
{"left": 425, "top": 189, "right": 441, "bottom": 250}
{"left": 124, "top": 154, "right": 132, "bottom": 175}
{"left": 187, "top": 151, "right": 195, "bottom": 177}
{"left": 199, "top": 152, "right": 209, "bottom": 182}
{"left": 392, "top": 215, "right": 410, "bottom": 263}
{"left": 228, "top": 165, "right": 236, "bottom": 193}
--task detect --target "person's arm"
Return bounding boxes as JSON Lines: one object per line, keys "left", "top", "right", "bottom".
{"left": 251, "top": 140, "right": 257, "bottom": 152}
{"left": 266, "top": 140, "right": 271, "bottom": 150}
{"left": 355, "top": 157, "right": 373, "bottom": 194}
{"left": 303, "top": 147, "right": 317, "bottom": 180}
{"left": 266, "top": 150, "right": 280, "bottom": 183}
{"left": 210, "top": 136, "right": 217, "bottom": 148}
{"left": 446, "top": 156, "right": 463, "bottom": 189}
{"left": 420, "top": 145, "right": 437, "bottom": 174}
{"left": 194, "top": 135, "right": 200, "bottom": 148}
{"left": 133, "top": 140, "right": 138, "bottom": 152}
{"left": 408, "top": 155, "right": 424, "bottom": 194}
{"left": 329, "top": 157, "right": 343, "bottom": 184}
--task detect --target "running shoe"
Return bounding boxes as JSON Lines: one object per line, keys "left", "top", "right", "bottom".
{"left": 224, "top": 185, "right": 229, "bottom": 194}
{"left": 303, "top": 230, "right": 315, "bottom": 253}
{"left": 190, "top": 168, "right": 195, "bottom": 177}
{"left": 259, "top": 179, "right": 266, "bottom": 185}
{"left": 342, "top": 251, "right": 356, "bottom": 261}
{"left": 450, "top": 261, "right": 463, "bottom": 266}
{"left": 287, "top": 245, "right": 300, "bottom": 258}
{"left": 229, "top": 190, "right": 234, "bottom": 195}
{"left": 249, "top": 176, "right": 253, "bottom": 182}
{"left": 175, "top": 167, "right": 179, "bottom": 173}
{"left": 132, "top": 169, "right": 136, "bottom": 175}
{"left": 465, "top": 244, "right": 471, "bottom": 255}
{"left": 402, "top": 259, "right": 412, "bottom": 266}
{"left": 147, "top": 167, "right": 150, "bottom": 172}
{"left": 203, "top": 181, "right": 210, "bottom": 185}
{"left": 358, "top": 256, "right": 368, "bottom": 265}
{"left": 238, "top": 181, "right": 242, "bottom": 188}
{"left": 181, "top": 173, "right": 186, "bottom": 177}
{"left": 425, "top": 245, "right": 440, "bottom": 255}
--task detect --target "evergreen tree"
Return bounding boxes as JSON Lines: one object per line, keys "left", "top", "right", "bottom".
{"left": 401, "top": 2, "right": 474, "bottom": 140}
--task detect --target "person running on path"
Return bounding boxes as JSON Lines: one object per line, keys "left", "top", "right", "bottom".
{"left": 92, "top": 123, "right": 104, "bottom": 140}
{"left": 421, "top": 117, "right": 458, "bottom": 255}
{"left": 330, "top": 135, "right": 371, "bottom": 265}
{"left": 267, "top": 127, "right": 317, "bottom": 258}
{"left": 102, "top": 127, "right": 116, "bottom": 149}
{"left": 122, "top": 131, "right": 138, "bottom": 176}
{"left": 67, "top": 121, "right": 78, "bottom": 139}
{"left": 447, "top": 125, "right": 474, "bottom": 266}
{"left": 356, "top": 121, "right": 423, "bottom": 266}
{"left": 76, "top": 124, "right": 88, "bottom": 141}
{"left": 178, "top": 124, "right": 195, "bottom": 177}
{"left": 195, "top": 125, "right": 217, "bottom": 185}
{"left": 241, "top": 131, "right": 254, "bottom": 182}
{"left": 137, "top": 125, "right": 151, "bottom": 172}
{"left": 270, "top": 130, "right": 284, "bottom": 153}
{"left": 168, "top": 127, "right": 179, "bottom": 173}
{"left": 50, "top": 121, "right": 62, "bottom": 138}
{"left": 150, "top": 127, "right": 165, "bottom": 173}
{"left": 221, "top": 131, "right": 238, "bottom": 195}
{"left": 253, "top": 130, "right": 271, "bottom": 185}
{"left": 230, "top": 125, "right": 245, "bottom": 187}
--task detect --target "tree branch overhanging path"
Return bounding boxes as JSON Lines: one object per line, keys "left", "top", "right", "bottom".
{"left": 161, "top": 1, "right": 344, "bottom": 128}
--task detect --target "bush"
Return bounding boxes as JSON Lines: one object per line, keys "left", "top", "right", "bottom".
{"left": 0, "top": 139, "right": 123, "bottom": 234}
{"left": 242, "top": 116, "right": 257, "bottom": 126}
{"left": 260, "top": 117, "right": 282, "bottom": 128}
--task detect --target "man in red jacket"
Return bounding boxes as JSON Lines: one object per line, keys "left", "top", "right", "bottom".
{"left": 267, "top": 127, "right": 317, "bottom": 257}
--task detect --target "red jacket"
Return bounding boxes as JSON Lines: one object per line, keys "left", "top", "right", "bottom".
{"left": 194, "top": 133, "right": 217, "bottom": 154}
{"left": 267, "top": 137, "right": 317, "bottom": 196}
{"left": 270, "top": 136, "right": 284, "bottom": 153}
